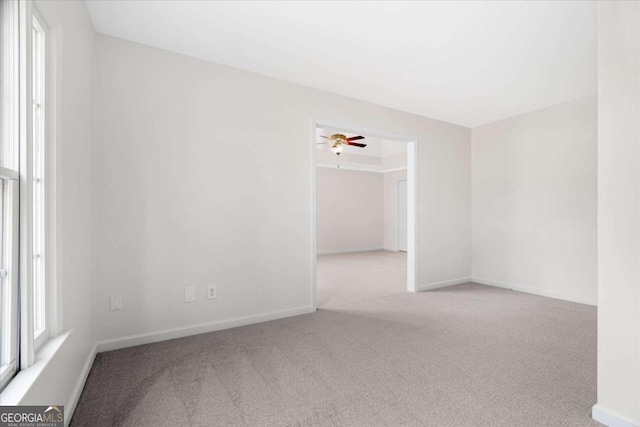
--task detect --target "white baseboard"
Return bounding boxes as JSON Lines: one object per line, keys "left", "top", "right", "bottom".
{"left": 96, "top": 305, "right": 315, "bottom": 353}
{"left": 317, "top": 247, "right": 384, "bottom": 256}
{"left": 472, "top": 277, "right": 597, "bottom": 306}
{"left": 418, "top": 277, "right": 472, "bottom": 292}
{"left": 592, "top": 404, "right": 639, "bottom": 427}
{"left": 65, "top": 343, "right": 97, "bottom": 427}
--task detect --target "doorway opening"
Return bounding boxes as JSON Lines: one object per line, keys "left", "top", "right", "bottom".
{"left": 311, "top": 119, "right": 418, "bottom": 310}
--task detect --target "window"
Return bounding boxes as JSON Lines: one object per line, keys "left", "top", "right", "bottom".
{"left": 0, "top": 0, "right": 55, "bottom": 391}
{"left": 0, "top": 0, "right": 21, "bottom": 390}
{"left": 32, "top": 12, "right": 46, "bottom": 345}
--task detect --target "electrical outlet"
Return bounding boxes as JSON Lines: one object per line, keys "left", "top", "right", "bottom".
{"left": 184, "top": 286, "right": 196, "bottom": 303}
{"left": 459, "top": 256, "right": 464, "bottom": 265}
{"left": 110, "top": 296, "right": 122, "bottom": 311}
{"left": 207, "top": 285, "right": 217, "bottom": 300}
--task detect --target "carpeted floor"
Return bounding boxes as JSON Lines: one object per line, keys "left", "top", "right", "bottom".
{"left": 72, "top": 254, "right": 597, "bottom": 426}
{"left": 317, "top": 250, "right": 407, "bottom": 308}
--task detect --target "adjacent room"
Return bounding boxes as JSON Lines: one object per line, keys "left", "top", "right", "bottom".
{"left": 0, "top": 1, "right": 639, "bottom": 427}
{"left": 315, "top": 127, "right": 410, "bottom": 308}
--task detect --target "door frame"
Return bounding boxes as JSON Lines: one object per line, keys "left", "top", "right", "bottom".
{"left": 310, "top": 118, "right": 419, "bottom": 311}
{"left": 396, "top": 179, "right": 408, "bottom": 252}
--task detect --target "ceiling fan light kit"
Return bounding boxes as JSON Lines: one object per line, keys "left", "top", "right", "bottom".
{"left": 330, "top": 143, "right": 345, "bottom": 154}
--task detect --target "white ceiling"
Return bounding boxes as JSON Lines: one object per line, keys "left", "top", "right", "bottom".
{"left": 316, "top": 127, "right": 406, "bottom": 158}
{"left": 85, "top": 1, "right": 597, "bottom": 128}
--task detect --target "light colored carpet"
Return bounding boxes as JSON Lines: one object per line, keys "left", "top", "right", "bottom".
{"left": 317, "top": 250, "right": 407, "bottom": 308}
{"left": 72, "top": 259, "right": 597, "bottom": 426}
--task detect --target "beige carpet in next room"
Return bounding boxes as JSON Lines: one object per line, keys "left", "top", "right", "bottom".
{"left": 317, "top": 250, "right": 408, "bottom": 308}
{"left": 72, "top": 251, "right": 597, "bottom": 426}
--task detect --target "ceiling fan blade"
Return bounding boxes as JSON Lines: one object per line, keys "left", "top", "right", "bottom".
{"left": 346, "top": 135, "right": 365, "bottom": 141}
{"left": 316, "top": 141, "right": 329, "bottom": 144}
{"left": 319, "top": 135, "right": 329, "bottom": 139}
{"left": 347, "top": 142, "right": 367, "bottom": 148}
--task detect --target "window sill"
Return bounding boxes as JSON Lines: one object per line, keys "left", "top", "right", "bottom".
{"left": 0, "top": 330, "right": 71, "bottom": 405}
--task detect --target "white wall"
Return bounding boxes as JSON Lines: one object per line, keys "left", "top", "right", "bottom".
{"left": 1, "top": 0, "right": 96, "bottom": 416}
{"left": 316, "top": 150, "right": 381, "bottom": 168}
{"left": 471, "top": 96, "right": 597, "bottom": 305}
{"left": 383, "top": 152, "right": 407, "bottom": 170}
{"left": 384, "top": 169, "right": 408, "bottom": 251}
{"left": 316, "top": 168, "right": 384, "bottom": 254}
{"left": 594, "top": 1, "right": 640, "bottom": 425}
{"left": 93, "top": 34, "right": 471, "bottom": 344}
{"left": 317, "top": 148, "right": 407, "bottom": 254}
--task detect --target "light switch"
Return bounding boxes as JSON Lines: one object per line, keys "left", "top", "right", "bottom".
{"left": 184, "top": 286, "right": 196, "bottom": 303}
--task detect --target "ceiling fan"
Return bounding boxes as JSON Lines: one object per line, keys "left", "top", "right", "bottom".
{"left": 317, "top": 133, "right": 367, "bottom": 168}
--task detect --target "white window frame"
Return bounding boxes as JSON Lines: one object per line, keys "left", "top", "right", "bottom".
{"left": 18, "top": 0, "right": 59, "bottom": 371}
{"left": 0, "top": 0, "right": 21, "bottom": 391}
{"left": 0, "top": 0, "right": 59, "bottom": 393}
{"left": 31, "top": 7, "right": 48, "bottom": 350}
